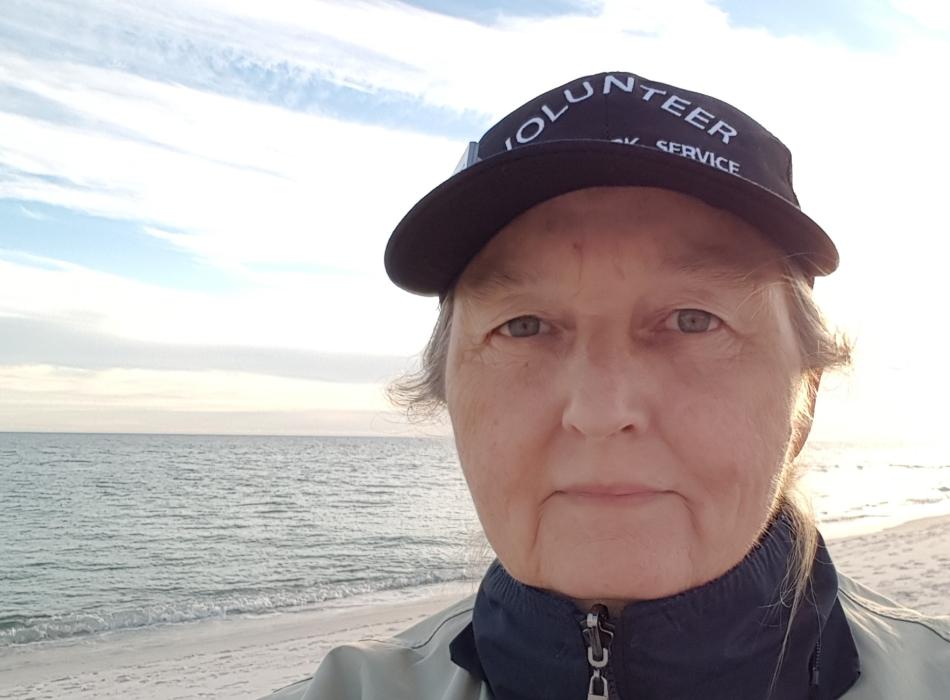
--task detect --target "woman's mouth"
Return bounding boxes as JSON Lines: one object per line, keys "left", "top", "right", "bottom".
{"left": 557, "top": 483, "right": 669, "bottom": 502}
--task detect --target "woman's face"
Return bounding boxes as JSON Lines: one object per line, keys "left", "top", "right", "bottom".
{"left": 445, "top": 186, "right": 808, "bottom": 604}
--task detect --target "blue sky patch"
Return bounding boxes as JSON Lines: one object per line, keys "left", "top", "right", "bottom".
{"left": 713, "top": 0, "right": 898, "bottom": 50}
{"left": 282, "top": 74, "right": 490, "bottom": 139}
{"left": 0, "top": 200, "right": 241, "bottom": 292}
{"left": 402, "top": 0, "right": 597, "bottom": 24}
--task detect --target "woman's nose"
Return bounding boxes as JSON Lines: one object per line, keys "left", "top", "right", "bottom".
{"left": 560, "top": 335, "right": 652, "bottom": 439}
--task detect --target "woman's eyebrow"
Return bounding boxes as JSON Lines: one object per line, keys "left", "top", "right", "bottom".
{"left": 462, "top": 247, "right": 768, "bottom": 301}
{"left": 661, "top": 247, "right": 775, "bottom": 290}
{"left": 460, "top": 263, "right": 541, "bottom": 301}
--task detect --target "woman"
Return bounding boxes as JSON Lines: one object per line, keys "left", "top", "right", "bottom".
{"left": 267, "top": 72, "right": 950, "bottom": 699}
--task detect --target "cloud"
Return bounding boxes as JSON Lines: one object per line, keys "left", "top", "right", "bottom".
{"left": 0, "top": 364, "right": 451, "bottom": 435}
{"left": 0, "top": 364, "right": 388, "bottom": 411}
{"left": 17, "top": 204, "right": 48, "bottom": 221}
{"left": 0, "top": 251, "right": 440, "bottom": 356}
{"left": 0, "top": 316, "right": 413, "bottom": 382}
{"left": 0, "top": 48, "right": 464, "bottom": 275}
{"left": 891, "top": 0, "right": 950, "bottom": 30}
{"left": 0, "top": 404, "right": 435, "bottom": 436}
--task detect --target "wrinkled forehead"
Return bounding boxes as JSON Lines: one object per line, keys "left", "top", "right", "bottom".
{"left": 456, "top": 187, "right": 789, "bottom": 299}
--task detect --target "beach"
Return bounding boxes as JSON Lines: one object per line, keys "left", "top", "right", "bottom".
{"left": 2, "top": 514, "right": 948, "bottom": 700}
{"left": 0, "top": 582, "right": 478, "bottom": 700}
{"left": 827, "top": 513, "right": 950, "bottom": 617}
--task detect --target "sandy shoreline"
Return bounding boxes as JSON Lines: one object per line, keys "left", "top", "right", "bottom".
{"left": 827, "top": 513, "right": 950, "bottom": 617}
{"left": 0, "top": 581, "right": 479, "bottom": 700}
{"left": 2, "top": 515, "right": 948, "bottom": 700}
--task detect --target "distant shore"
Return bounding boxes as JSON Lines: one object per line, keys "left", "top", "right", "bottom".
{"left": 2, "top": 514, "right": 948, "bottom": 700}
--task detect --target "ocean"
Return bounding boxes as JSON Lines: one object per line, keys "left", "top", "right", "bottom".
{"left": 1, "top": 432, "right": 948, "bottom": 649}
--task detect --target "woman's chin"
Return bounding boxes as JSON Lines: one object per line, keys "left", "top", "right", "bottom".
{"left": 503, "top": 536, "right": 707, "bottom": 604}
{"left": 509, "top": 505, "right": 706, "bottom": 601}
{"left": 540, "top": 557, "right": 696, "bottom": 604}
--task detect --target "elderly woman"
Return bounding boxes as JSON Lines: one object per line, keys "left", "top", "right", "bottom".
{"left": 268, "top": 72, "right": 950, "bottom": 699}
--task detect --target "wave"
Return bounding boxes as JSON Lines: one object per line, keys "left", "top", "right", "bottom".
{"left": 820, "top": 512, "right": 875, "bottom": 523}
{"left": 0, "top": 570, "right": 475, "bottom": 647}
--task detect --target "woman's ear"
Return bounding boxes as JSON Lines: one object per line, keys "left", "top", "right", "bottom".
{"left": 788, "top": 369, "right": 823, "bottom": 460}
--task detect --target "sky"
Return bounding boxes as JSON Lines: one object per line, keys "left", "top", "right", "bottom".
{"left": 1, "top": 0, "right": 949, "bottom": 440}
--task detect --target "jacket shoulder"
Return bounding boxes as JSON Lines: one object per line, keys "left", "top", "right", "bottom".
{"left": 837, "top": 572, "right": 950, "bottom": 699}
{"left": 259, "top": 595, "right": 485, "bottom": 700}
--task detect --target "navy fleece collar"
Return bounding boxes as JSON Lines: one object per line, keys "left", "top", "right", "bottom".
{"left": 450, "top": 514, "right": 860, "bottom": 700}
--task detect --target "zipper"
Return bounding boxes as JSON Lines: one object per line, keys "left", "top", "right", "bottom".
{"left": 807, "top": 598, "right": 823, "bottom": 700}
{"left": 579, "top": 601, "right": 825, "bottom": 700}
{"left": 808, "top": 637, "right": 822, "bottom": 699}
{"left": 582, "top": 604, "right": 615, "bottom": 699}
{"left": 580, "top": 604, "right": 821, "bottom": 699}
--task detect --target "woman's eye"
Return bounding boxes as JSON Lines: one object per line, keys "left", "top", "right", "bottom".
{"left": 666, "top": 309, "right": 722, "bottom": 333}
{"left": 498, "top": 315, "right": 545, "bottom": 338}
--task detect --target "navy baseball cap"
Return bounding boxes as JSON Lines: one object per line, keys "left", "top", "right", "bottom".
{"left": 384, "top": 71, "right": 839, "bottom": 297}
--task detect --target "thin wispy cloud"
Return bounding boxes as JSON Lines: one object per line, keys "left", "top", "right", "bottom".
{"left": 17, "top": 205, "right": 48, "bottom": 221}
{"left": 0, "top": 250, "right": 437, "bottom": 356}
{"left": 0, "top": 316, "right": 411, "bottom": 383}
{"left": 0, "top": 49, "right": 462, "bottom": 273}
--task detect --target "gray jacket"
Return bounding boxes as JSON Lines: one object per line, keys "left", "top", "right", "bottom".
{"left": 262, "top": 574, "right": 950, "bottom": 699}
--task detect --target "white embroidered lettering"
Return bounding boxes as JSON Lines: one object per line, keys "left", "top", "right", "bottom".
{"left": 708, "top": 120, "right": 738, "bottom": 144}
{"left": 661, "top": 95, "right": 691, "bottom": 117}
{"left": 564, "top": 81, "right": 594, "bottom": 103}
{"left": 516, "top": 117, "right": 545, "bottom": 144}
{"left": 655, "top": 139, "right": 740, "bottom": 174}
{"left": 638, "top": 85, "right": 667, "bottom": 102}
{"left": 541, "top": 103, "right": 568, "bottom": 122}
{"left": 684, "top": 106, "right": 715, "bottom": 130}
{"left": 501, "top": 75, "right": 739, "bottom": 154}
{"left": 603, "top": 74, "right": 636, "bottom": 94}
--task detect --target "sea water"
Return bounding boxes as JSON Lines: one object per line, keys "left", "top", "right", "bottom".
{"left": 1, "top": 432, "right": 947, "bottom": 648}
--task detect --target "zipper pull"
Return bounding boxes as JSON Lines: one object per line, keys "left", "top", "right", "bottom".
{"left": 582, "top": 604, "right": 615, "bottom": 700}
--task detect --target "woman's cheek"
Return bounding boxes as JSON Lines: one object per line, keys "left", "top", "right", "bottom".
{"left": 451, "top": 349, "right": 538, "bottom": 473}
{"left": 455, "top": 344, "right": 554, "bottom": 496}
{"left": 663, "top": 359, "right": 795, "bottom": 499}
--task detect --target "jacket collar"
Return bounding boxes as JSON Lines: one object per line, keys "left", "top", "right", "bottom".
{"left": 450, "top": 512, "right": 860, "bottom": 700}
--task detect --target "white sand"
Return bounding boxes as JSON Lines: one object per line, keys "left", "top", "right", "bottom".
{"left": 827, "top": 513, "right": 950, "bottom": 617}
{"left": 2, "top": 516, "right": 949, "bottom": 700}
{"left": 0, "top": 583, "right": 478, "bottom": 700}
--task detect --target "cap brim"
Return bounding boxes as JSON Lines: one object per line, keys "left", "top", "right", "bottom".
{"left": 384, "top": 140, "right": 839, "bottom": 296}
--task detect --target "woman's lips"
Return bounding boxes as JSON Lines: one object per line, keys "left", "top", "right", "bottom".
{"left": 557, "top": 484, "right": 668, "bottom": 501}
